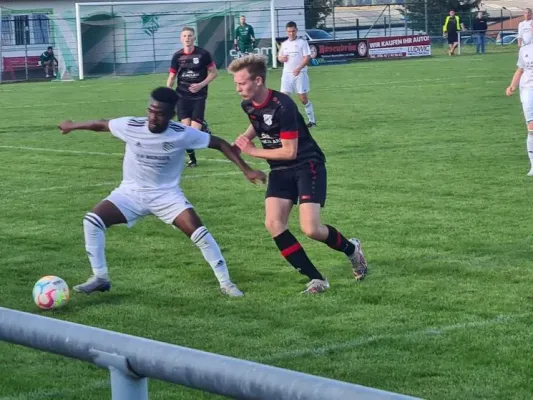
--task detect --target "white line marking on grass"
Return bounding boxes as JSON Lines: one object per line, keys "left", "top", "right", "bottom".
{"left": 0, "top": 145, "right": 262, "bottom": 166}
{"left": 8, "top": 169, "right": 268, "bottom": 195}
{"left": 0, "top": 313, "right": 527, "bottom": 400}
{"left": 0, "top": 145, "right": 124, "bottom": 157}
{"left": 258, "top": 313, "right": 529, "bottom": 363}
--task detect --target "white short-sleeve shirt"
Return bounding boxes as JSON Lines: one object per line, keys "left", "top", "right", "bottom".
{"left": 518, "top": 20, "right": 533, "bottom": 46}
{"left": 108, "top": 117, "right": 210, "bottom": 191}
{"left": 279, "top": 37, "right": 311, "bottom": 74}
{"left": 517, "top": 44, "right": 533, "bottom": 89}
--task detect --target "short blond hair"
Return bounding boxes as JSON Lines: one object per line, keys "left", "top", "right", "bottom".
{"left": 227, "top": 54, "right": 268, "bottom": 83}
{"left": 182, "top": 26, "right": 195, "bottom": 34}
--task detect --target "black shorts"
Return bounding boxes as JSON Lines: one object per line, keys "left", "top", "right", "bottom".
{"left": 447, "top": 32, "right": 458, "bottom": 44}
{"left": 266, "top": 161, "right": 327, "bottom": 207}
{"left": 176, "top": 97, "right": 206, "bottom": 123}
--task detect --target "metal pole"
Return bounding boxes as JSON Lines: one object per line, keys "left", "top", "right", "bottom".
{"left": 224, "top": 2, "right": 228, "bottom": 68}
{"left": 0, "top": 7, "right": 3, "bottom": 84}
{"left": 270, "top": 0, "right": 277, "bottom": 68}
{"left": 500, "top": 9, "right": 504, "bottom": 46}
{"left": 24, "top": 22, "right": 29, "bottom": 81}
{"left": 75, "top": 3, "right": 84, "bottom": 79}
{"left": 110, "top": 368, "right": 149, "bottom": 400}
{"left": 112, "top": 5, "right": 116, "bottom": 75}
{"left": 424, "top": 0, "right": 428, "bottom": 34}
{"left": 152, "top": 30, "right": 156, "bottom": 73}
{"left": 388, "top": 5, "right": 391, "bottom": 36}
{"left": 0, "top": 307, "right": 421, "bottom": 400}
{"left": 332, "top": 1, "right": 336, "bottom": 40}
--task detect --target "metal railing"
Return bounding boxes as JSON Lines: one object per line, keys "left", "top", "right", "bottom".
{"left": 0, "top": 307, "right": 421, "bottom": 399}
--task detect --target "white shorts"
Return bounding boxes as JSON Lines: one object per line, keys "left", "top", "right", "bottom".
{"left": 520, "top": 87, "right": 533, "bottom": 123}
{"left": 280, "top": 71, "right": 310, "bottom": 94}
{"left": 105, "top": 185, "right": 193, "bottom": 228}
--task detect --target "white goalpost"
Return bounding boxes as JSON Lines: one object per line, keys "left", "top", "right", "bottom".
{"left": 74, "top": 0, "right": 278, "bottom": 80}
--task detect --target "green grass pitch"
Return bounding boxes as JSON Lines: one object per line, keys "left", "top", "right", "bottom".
{"left": 1, "top": 45, "right": 533, "bottom": 399}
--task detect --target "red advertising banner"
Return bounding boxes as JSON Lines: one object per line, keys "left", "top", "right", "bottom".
{"left": 368, "top": 35, "right": 431, "bottom": 59}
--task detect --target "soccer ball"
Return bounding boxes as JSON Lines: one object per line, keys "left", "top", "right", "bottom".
{"left": 32, "top": 276, "right": 70, "bottom": 310}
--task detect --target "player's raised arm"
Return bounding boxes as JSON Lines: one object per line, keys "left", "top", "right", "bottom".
{"left": 208, "top": 135, "right": 266, "bottom": 184}
{"left": 58, "top": 120, "right": 110, "bottom": 134}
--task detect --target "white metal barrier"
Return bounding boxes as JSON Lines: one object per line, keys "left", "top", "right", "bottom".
{"left": 0, "top": 307, "right": 422, "bottom": 399}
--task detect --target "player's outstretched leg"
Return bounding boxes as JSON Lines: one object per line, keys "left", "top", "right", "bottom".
{"left": 299, "top": 203, "right": 368, "bottom": 281}
{"left": 74, "top": 200, "right": 126, "bottom": 294}
{"left": 172, "top": 208, "right": 243, "bottom": 297}
{"left": 266, "top": 198, "right": 329, "bottom": 294}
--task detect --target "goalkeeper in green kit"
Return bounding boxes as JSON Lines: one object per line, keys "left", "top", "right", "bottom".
{"left": 234, "top": 15, "right": 256, "bottom": 56}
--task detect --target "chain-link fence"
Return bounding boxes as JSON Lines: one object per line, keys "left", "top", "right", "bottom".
{"left": 0, "top": 1, "right": 525, "bottom": 82}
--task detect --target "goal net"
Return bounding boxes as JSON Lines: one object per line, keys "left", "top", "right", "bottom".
{"left": 75, "top": 0, "right": 288, "bottom": 79}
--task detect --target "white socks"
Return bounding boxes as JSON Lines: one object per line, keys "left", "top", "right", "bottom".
{"left": 83, "top": 213, "right": 108, "bottom": 278}
{"left": 304, "top": 101, "right": 315, "bottom": 124}
{"left": 527, "top": 132, "right": 533, "bottom": 168}
{"left": 191, "top": 226, "right": 231, "bottom": 287}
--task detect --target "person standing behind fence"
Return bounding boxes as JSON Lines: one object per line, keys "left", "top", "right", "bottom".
{"left": 517, "top": 8, "right": 533, "bottom": 48}
{"left": 234, "top": 15, "right": 256, "bottom": 56}
{"left": 473, "top": 12, "right": 488, "bottom": 54}
{"left": 443, "top": 10, "right": 465, "bottom": 56}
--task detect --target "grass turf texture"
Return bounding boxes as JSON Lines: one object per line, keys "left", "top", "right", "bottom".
{"left": 1, "top": 45, "right": 533, "bottom": 399}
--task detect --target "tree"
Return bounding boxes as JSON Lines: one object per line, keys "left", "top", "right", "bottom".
{"left": 401, "top": 0, "right": 482, "bottom": 36}
{"left": 304, "top": 0, "right": 342, "bottom": 29}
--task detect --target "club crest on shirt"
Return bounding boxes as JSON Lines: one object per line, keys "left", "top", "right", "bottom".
{"left": 263, "top": 114, "right": 273, "bottom": 126}
{"left": 193, "top": 57, "right": 199, "bottom": 64}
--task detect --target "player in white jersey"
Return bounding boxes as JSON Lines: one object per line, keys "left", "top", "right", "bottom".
{"left": 517, "top": 8, "right": 533, "bottom": 48}
{"left": 506, "top": 44, "right": 533, "bottom": 176}
{"left": 277, "top": 21, "right": 316, "bottom": 128}
{"left": 57, "top": 87, "right": 266, "bottom": 297}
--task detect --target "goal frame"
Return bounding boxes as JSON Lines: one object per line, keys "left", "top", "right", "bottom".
{"left": 74, "top": 0, "right": 278, "bottom": 80}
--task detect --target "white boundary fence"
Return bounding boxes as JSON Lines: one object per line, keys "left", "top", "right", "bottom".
{"left": 0, "top": 307, "right": 422, "bottom": 399}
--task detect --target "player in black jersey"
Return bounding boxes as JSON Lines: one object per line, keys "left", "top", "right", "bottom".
{"left": 167, "top": 26, "right": 217, "bottom": 167}
{"left": 228, "top": 54, "right": 368, "bottom": 294}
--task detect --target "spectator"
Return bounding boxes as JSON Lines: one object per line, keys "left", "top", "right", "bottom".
{"left": 39, "top": 46, "right": 58, "bottom": 78}
{"left": 443, "top": 10, "right": 466, "bottom": 56}
{"left": 517, "top": 8, "right": 533, "bottom": 47}
{"left": 473, "top": 11, "right": 488, "bottom": 54}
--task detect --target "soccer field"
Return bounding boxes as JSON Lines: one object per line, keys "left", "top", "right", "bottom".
{"left": 1, "top": 48, "right": 533, "bottom": 400}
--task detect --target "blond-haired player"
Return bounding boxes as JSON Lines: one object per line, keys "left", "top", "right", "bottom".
{"left": 228, "top": 55, "right": 368, "bottom": 294}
